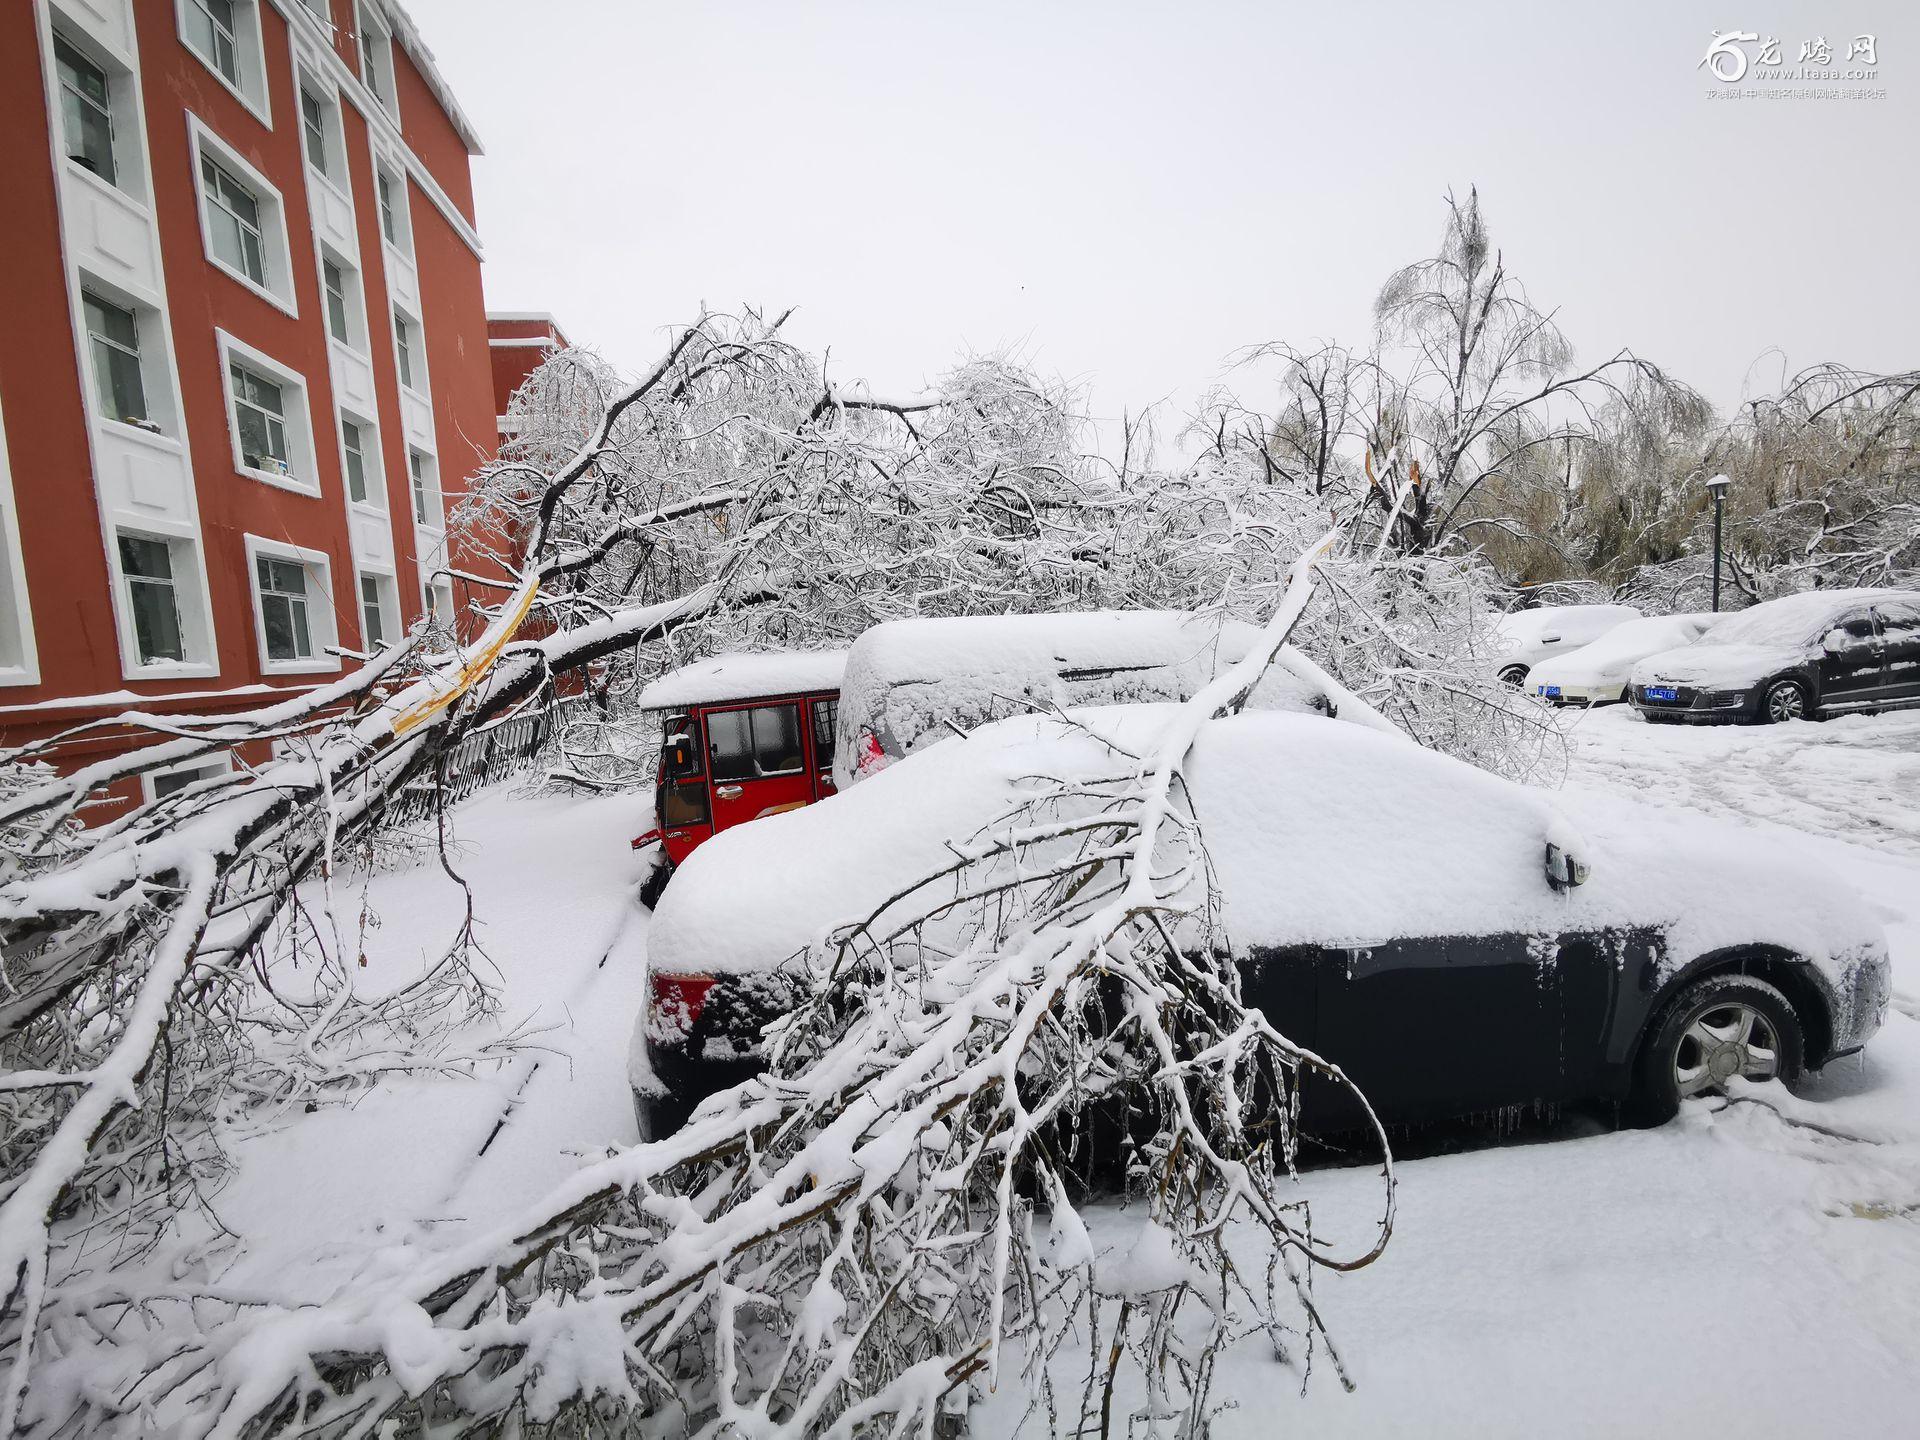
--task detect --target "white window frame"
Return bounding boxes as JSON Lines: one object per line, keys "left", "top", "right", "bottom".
{"left": 298, "top": 80, "right": 344, "bottom": 188}
{"left": 50, "top": 24, "right": 151, "bottom": 206}
{"left": 142, "top": 752, "right": 234, "bottom": 806}
{"left": 421, "top": 573, "right": 454, "bottom": 629}
{"left": 391, "top": 305, "right": 427, "bottom": 396}
{"left": 108, "top": 526, "right": 217, "bottom": 678}
{"left": 244, "top": 534, "right": 340, "bottom": 675}
{"left": 374, "top": 161, "right": 411, "bottom": 257}
{"left": 357, "top": 568, "right": 395, "bottom": 651}
{"left": 80, "top": 286, "right": 161, "bottom": 434}
{"left": 339, "top": 407, "right": 384, "bottom": 510}
{"left": 175, "top": 0, "right": 271, "bottom": 126}
{"left": 52, "top": 29, "right": 118, "bottom": 187}
{"left": 407, "top": 445, "right": 441, "bottom": 528}
{"left": 0, "top": 414, "right": 40, "bottom": 687}
{"left": 188, "top": 115, "right": 297, "bottom": 316}
{"left": 216, "top": 329, "right": 320, "bottom": 495}
{"left": 317, "top": 245, "right": 368, "bottom": 353}
{"left": 354, "top": 3, "right": 399, "bottom": 121}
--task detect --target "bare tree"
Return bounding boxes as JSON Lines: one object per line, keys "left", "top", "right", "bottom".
{"left": 1372, "top": 187, "right": 1700, "bottom": 559}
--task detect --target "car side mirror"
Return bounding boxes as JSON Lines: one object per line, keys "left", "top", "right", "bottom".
{"left": 1822, "top": 629, "right": 1848, "bottom": 655}
{"left": 1545, "top": 841, "right": 1589, "bottom": 892}
{"left": 664, "top": 732, "right": 693, "bottom": 771}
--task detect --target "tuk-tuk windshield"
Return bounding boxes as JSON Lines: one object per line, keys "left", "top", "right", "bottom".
{"left": 661, "top": 714, "right": 703, "bottom": 779}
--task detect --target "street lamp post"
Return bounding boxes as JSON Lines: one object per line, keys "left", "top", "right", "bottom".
{"left": 1705, "top": 473, "right": 1731, "bottom": 612}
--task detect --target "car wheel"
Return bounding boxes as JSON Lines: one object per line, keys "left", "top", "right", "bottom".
{"left": 1762, "top": 678, "right": 1809, "bottom": 724}
{"left": 1630, "top": 973, "right": 1804, "bottom": 1125}
{"left": 1499, "top": 664, "right": 1530, "bottom": 689}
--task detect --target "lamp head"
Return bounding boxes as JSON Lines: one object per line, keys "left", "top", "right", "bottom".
{"left": 1704, "top": 473, "right": 1732, "bottom": 498}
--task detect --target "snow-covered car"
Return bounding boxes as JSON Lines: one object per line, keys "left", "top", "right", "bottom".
{"left": 631, "top": 706, "right": 1890, "bottom": 1139}
{"left": 1528, "top": 613, "right": 1718, "bottom": 706}
{"left": 831, "top": 609, "right": 1361, "bottom": 787}
{"left": 1492, "top": 603, "right": 1642, "bottom": 688}
{"left": 1629, "top": 588, "right": 1920, "bottom": 725}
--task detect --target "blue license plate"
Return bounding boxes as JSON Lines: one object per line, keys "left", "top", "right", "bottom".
{"left": 1541, "top": 685, "right": 1561, "bottom": 698}
{"left": 1645, "top": 686, "right": 1678, "bottom": 701}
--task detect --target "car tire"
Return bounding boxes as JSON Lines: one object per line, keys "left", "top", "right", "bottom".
{"left": 1761, "top": 678, "right": 1810, "bottom": 724}
{"left": 1499, "top": 664, "right": 1530, "bottom": 689}
{"left": 1630, "top": 973, "right": 1805, "bottom": 1125}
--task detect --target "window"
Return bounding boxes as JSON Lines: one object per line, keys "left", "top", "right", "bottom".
{"left": 118, "top": 534, "right": 185, "bottom": 664}
{"left": 323, "top": 259, "right": 350, "bottom": 343}
{"left": 230, "top": 361, "right": 289, "bottom": 473}
{"left": 153, "top": 762, "right": 225, "bottom": 800}
{"left": 300, "top": 89, "right": 330, "bottom": 175}
{"left": 55, "top": 35, "right": 116, "bottom": 184}
{"left": 356, "top": 4, "right": 392, "bottom": 102}
{"left": 191, "top": 121, "right": 293, "bottom": 311}
{"left": 201, "top": 153, "right": 265, "bottom": 286}
{"left": 393, "top": 310, "right": 417, "bottom": 390}
{"left": 219, "top": 332, "right": 316, "bottom": 491}
{"left": 706, "top": 704, "right": 805, "bottom": 781}
{"left": 811, "top": 698, "right": 837, "bottom": 764}
{"left": 341, "top": 416, "right": 382, "bottom": 506}
{"left": 409, "top": 449, "right": 437, "bottom": 524}
{"left": 83, "top": 294, "right": 149, "bottom": 427}
{"left": 183, "top": 0, "right": 239, "bottom": 84}
{"left": 256, "top": 554, "right": 313, "bottom": 661}
{"left": 1832, "top": 612, "right": 1878, "bottom": 646}
{"left": 1877, "top": 602, "right": 1920, "bottom": 639}
{"left": 376, "top": 168, "right": 402, "bottom": 247}
{"left": 422, "top": 576, "right": 454, "bottom": 627}
{"left": 359, "top": 573, "right": 388, "bottom": 647}
{"left": 341, "top": 418, "right": 368, "bottom": 502}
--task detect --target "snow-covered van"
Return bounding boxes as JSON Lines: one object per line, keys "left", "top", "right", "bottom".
{"left": 831, "top": 609, "right": 1356, "bottom": 788}
{"left": 630, "top": 650, "right": 848, "bottom": 906}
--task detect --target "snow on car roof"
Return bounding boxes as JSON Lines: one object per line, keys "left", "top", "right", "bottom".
{"left": 634, "top": 649, "right": 849, "bottom": 711}
{"left": 648, "top": 704, "right": 1880, "bottom": 981}
{"left": 1529, "top": 614, "right": 1717, "bottom": 685}
{"left": 1495, "top": 603, "right": 1641, "bottom": 643}
{"left": 845, "top": 610, "right": 1261, "bottom": 687}
{"left": 834, "top": 610, "right": 1283, "bottom": 782}
{"left": 1705, "top": 588, "right": 1914, "bottom": 646}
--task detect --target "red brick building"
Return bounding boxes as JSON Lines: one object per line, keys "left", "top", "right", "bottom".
{"left": 487, "top": 311, "right": 568, "bottom": 448}
{"left": 0, "top": 0, "right": 496, "bottom": 810}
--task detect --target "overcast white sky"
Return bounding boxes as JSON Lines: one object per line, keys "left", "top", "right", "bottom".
{"left": 406, "top": 0, "right": 1916, "bottom": 436}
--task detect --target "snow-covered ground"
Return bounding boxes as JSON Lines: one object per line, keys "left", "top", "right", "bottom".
{"left": 216, "top": 709, "right": 1920, "bottom": 1433}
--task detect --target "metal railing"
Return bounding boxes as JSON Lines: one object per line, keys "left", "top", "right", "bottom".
{"left": 385, "top": 697, "right": 584, "bottom": 823}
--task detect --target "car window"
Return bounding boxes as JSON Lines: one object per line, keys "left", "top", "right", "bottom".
{"left": 1832, "top": 612, "right": 1878, "bottom": 644}
{"left": 708, "top": 703, "right": 805, "bottom": 780}
{"left": 812, "top": 699, "right": 837, "bottom": 768}
{"left": 661, "top": 712, "right": 702, "bottom": 778}
{"left": 1875, "top": 603, "right": 1920, "bottom": 639}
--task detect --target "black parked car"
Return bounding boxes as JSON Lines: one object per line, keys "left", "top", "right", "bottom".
{"left": 632, "top": 708, "right": 1891, "bottom": 1138}
{"left": 1630, "top": 587, "right": 1920, "bottom": 724}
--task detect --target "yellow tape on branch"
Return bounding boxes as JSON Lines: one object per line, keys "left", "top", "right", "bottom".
{"left": 391, "top": 580, "right": 541, "bottom": 738}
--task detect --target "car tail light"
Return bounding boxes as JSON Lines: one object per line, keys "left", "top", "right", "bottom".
{"left": 647, "top": 972, "right": 716, "bottom": 1042}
